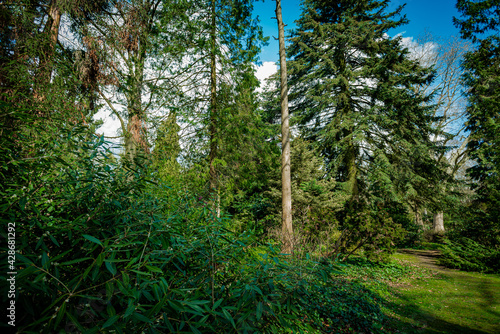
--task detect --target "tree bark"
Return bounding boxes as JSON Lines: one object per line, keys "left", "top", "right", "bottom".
{"left": 276, "top": 0, "right": 293, "bottom": 254}
{"left": 125, "top": 20, "right": 148, "bottom": 167}
{"left": 433, "top": 211, "right": 445, "bottom": 234}
{"left": 39, "top": 0, "right": 62, "bottom": 84}
{"left": 415, "top": 205, "right": 424, "bottom": 226}
{"left": 209, "top": 0, "right": 220, "bottom": 217}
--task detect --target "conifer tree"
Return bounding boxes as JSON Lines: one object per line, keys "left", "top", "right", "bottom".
{"left": 153, "top": 110, "right": 181, "bottom": 180}
{"left": 178, "top": 0, "right": 266, "bottom": 213}
{"left": 454, "top": 0, "right": 500, "bottom": 245}
{"left": 287, "top": 0, "right": 445, "bottom": 214}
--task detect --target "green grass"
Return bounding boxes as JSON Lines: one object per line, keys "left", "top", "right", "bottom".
{"left": 340, "top": 252, "right": 500, "bottom": 333}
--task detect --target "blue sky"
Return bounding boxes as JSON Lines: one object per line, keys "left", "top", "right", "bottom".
{"left": 253, "top": 0, "right": 462, "bottom": 63}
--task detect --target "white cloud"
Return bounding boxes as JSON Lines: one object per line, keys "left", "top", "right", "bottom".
{"left": 400, "top": 36, "right": 438, "bottom": 67}
{"left": 255, "top": 61, "right": 278, "bottom": 92}
{"left": 94, "top": 108, "right": 122, "bottom": 139}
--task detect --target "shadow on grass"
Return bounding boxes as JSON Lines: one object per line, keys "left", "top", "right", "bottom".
{"left": 382, "top": 288, "right": 491, "bottom": 334}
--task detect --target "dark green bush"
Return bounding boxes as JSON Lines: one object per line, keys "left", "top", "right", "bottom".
{"left": 298, "top": 278, "right": 386, "bottom": 333}
{"left": 0, "top": 118, "right": 391, "bottom": 333}
{"left": 437, "top": 238, "right": 500, "bottom": 274}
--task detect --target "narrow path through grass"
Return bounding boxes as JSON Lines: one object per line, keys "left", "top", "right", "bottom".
{"left": 383, "top": 251, "right": 500, "bottom": 333}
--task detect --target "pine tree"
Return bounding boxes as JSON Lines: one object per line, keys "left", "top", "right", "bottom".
{"left": 287, "top": 0, "right": 445, "bottom": 213}
{"left": 177, "top": 0, "right": 267, "bottom": 213}
{"left": 77, "top": 0, "right": 193, "bottom": 167}
{"left": 454, "top": 0, "right": 500, "bottom": 245}
{"left": 153, "top": 111, "right": 181, "bottom": 180}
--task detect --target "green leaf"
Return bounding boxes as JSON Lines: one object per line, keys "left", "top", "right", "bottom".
{"left": 124, "top": 301, "right": 135, "bottom": 318}
{"left": 189, "top": 324, "right": 203, "bottom": 334}
{"left": 83, "top": 234, "right": 102, "bottom": 246}
{"left": 256, "top": 301, "right": 263, "bottom": 320}
{"left": 222, "top": 308, "right": 236, "bottom": 329}
{"left": 42, "top": 252, "right": 50, "bottom": 269}
{"left": 212, "top": 298, "right": 224, "bottom": 310}
{"left": 102, "top": 315, "right": 119, "bottom": 329}
{"left": 49, "top": 234, "right": 60, "bottom": 246}
{"left": 54, "top": 300, "right": 67, "bottom": 328}
{"left": 145, "top": 265, "right": 163, "bottom": 274}
{"left": 133, "top": 312, "right": 152, "bottom": 323}
{"left": 130, "top": 269, "right": 152, "bottom": 276}
{"left": 105, "top": 261, "right": 117, "bottom": 276}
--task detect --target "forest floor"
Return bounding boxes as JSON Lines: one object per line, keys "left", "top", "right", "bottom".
{"left": 382, "top": 250, "right": 500, "bottom": 333}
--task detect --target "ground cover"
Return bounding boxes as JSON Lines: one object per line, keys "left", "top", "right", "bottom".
{"left": 339, "top": 251, "right": 500, "bottom": 333}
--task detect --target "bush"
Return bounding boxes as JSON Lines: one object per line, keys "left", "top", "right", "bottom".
{"left": 437, "top": 238, "right": 500, "bottom": 274}
{"left": 0, "top": 126, "right": 270, "bottom": 333}
{"left": 0, "top": 121, "right": 391, "bottom": 333}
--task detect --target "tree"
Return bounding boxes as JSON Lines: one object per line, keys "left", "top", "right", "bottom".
{"left": 176, "top": 0, "right": 266, "bottom": 215}
{"left": 275, "top": 0, "right": 293, "bottom": 253}
{"left": 287, "top": 0, "right": 443, "bottom": 206}
{"left": 454, "top": 0, "right": 500, "bottom": 246}
{"left": 406, "top": 34, "right": 473, "bottom": 233}
{"left": 285, "top": 0, "right": 446, "bottom": 254}
{"left": 153, "top": 110, "right": 181, "bottom": 180}
{"left": 266, "top": 138, "right": 347, "bottom": 253}
{"left": 76, "top": 0, "right": 193, "bottom": 167}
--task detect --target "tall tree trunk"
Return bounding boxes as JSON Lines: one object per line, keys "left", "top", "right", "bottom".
{"left": 125, "top": 41, "right": 147, "bottom": 167}
{"left": 276, "top": 0, "right": 293, "bottom": 253}
{"left": 209, "top": 0, "right": 219, "bottom": 216}
{"left": 415, "top": 204, "right": 424, "bottom": 226}
{"left": 346, "top": 142, "right": 358, "bottom": 201}
{"left": 433, "top": 211, "right": 445, "bottom": 234}
{"left": 38, "top": 0, "right": 61, "bottom": 87}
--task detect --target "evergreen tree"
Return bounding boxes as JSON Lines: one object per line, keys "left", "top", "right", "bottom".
{"left": 153, "top": 110, "right": 181, "bottom": 180}
{"left": 454, "top": 0, "right": 500, "bottom": 245}
{"left": 76, "top": 0, "right": 193, "bottom": 167}
{"left": 177, "top": 0, "right": 267, "bottom": 213}
{"left": 216, "top": 66, "right": 282, "bottom": 234}
{"left": 287, "top": 0, "right": 445, "bottom": 214}
{"left": 266, "top": 138, "right": 348, "bottom": 251}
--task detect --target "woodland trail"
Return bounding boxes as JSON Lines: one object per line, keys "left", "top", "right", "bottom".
{"left": 397, "top": 249, "right": 452, "bottom": 273}
{"left": 387, "top": 249, "right": 500, "bottom": 334}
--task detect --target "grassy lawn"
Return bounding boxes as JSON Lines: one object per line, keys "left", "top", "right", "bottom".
{"left": 380, "top": 252, "right": 500, "bottom": 333}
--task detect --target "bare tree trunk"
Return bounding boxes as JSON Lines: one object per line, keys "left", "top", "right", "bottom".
{"left": 40, "top": 1, "right": 61, "bottom": 80}
{"left": 35, "top": 0, "right": 62, "bottom": 99}
{"left": 209, "top": 0, "right": 220, "bottom": 217}
{"left": 433, "top": 211, "right": 445, "bottom": 234}
{"left": 415, "top": 204, "right": 424, "bottom": 226}
{"left": 276, "top": 0, "right": 293, "bottom": 254}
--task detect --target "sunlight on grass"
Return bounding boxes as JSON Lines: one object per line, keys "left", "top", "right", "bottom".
{"left": 383, "top": 252, "right": 500, "bottom": 333}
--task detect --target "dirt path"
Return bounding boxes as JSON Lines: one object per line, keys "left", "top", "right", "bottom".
{"left": 391, "top": 249, "right": 500, "bottom": 334}
{"left": 398, "top": 248, "right": 452, "bottom": 273}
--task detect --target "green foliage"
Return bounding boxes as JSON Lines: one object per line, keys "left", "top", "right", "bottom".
{"left": 450, "top": 0, "right": 500, "bottom": 270}
{"left": 153, "top": 110, "right": 181, "bottom": 180}
{"left": 334, "top": 202, "right": 406, "bottom": 262}
{"left": 286, "top": 0, "right": 443, "bottom": 207}
{"left": 266, "top": 138, "right": 348, "bottom": 245}
{"left": 0, "top": 114, "right": 385, "bottom": 333}
{"left": 296, "top": 277, "right": 387, "bottom": 333}
{"left": 339, "top": 257, "right": 435, "bottom": 283}
{"left": 437, "top": 238, "right": 500, "bottom": 274}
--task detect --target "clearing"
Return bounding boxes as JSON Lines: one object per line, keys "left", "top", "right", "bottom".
{"left": 383, "top": 250, "right": 500, "bottom": 333}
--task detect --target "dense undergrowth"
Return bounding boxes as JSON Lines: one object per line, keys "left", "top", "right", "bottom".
{"left": 437, "top": 238, "right": 500, "bottom": 274}
{"left": 1, "top": 119, "right": 496, "bottom": 333}
{"left": 0, "top": 126, "right": 390, "bottom": 333}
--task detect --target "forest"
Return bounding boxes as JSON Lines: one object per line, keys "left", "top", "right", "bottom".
{"left": 0, "top": 0, "right": 499, "bottom": 333}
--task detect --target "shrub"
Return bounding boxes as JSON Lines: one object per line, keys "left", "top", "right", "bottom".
{"left": 0, "top": 121, "right": 391, "bottom": 333}
{"left": 437, "top": 238, "right": 500, "bottom": 274}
